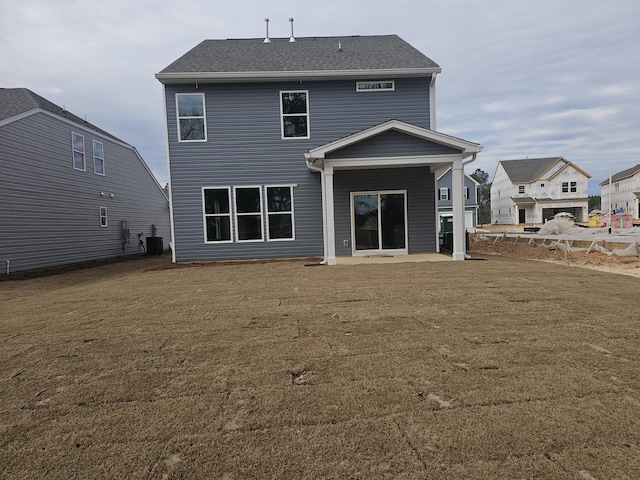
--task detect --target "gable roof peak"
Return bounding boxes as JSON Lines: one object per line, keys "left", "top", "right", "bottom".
{"left": 498, "top": 157, "right": 591, "bottom": 182}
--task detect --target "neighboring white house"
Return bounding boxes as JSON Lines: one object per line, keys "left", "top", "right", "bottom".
{"left": 491, "top": 157, "right": 591, "bottom": 225}
{"left": 600, "top": 164, "right": 640, "bottom": 219}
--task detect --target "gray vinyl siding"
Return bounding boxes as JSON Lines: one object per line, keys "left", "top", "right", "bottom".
{"left": 0, "top": 111, "right": 170, "bottom": 274}
{"left": 333, "top": 167, "right": 436, "bottom": 256}
{"left": 437, "top": 170, "right": 479, "bottom": 208}
{"left": 326, "top": 130, "right": 460, "bottom": 160}
{"left": 165, "top": 76, "right": 434, "bottom": 261}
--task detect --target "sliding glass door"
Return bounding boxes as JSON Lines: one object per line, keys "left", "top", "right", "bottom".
{"left": 351, "top": 191, "right": 407, "bottom": 255}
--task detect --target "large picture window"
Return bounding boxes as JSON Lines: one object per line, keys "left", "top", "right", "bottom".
{"left": 234, "top": 187, "right": 263, "bottom": 241}
{"left": 203, "top": 188, "right": 232, "bottom": 242}
{"left": 266, "top": 186, "right": 294, "bottom": 240}
{"left": 280, "top": 91, "right": 309, "bottom": 139}
{"left": 177, "top": 93, "right": 206, "bottom": 141}
{"left": 72, "top": 132, "right": 85, "bottom": 171}
{"left": 93, "top": 140, "right": 105, "bottom": 175}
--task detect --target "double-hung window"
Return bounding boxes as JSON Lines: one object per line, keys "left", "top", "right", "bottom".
{"left": 99, "top": 207, "right": 108, "bottom": 227}
{"left": 464, "top": 187, "right": 470, "bottom": 200}
{"left": 439, "top": 188, "right": 449, "bottom": 201}
{"left": 72, "top": 132, "right": 85, "bottom": 171}
{"left": 203, "top": 188, "right": 232, "bottom": 242}
{"left": 562, "top": 182, "right": 569, "bottom": 193}
{"left": 234, "top": 187, "right": 263, "bottom": 241}
{"left": 93, "top": 140, "right": 105, "bottom": 175}
{"left": 280, "top": 91, "right": 309, "bottom": 138}
{"left": 518, "top": 185, "right": 525, "bottom": 194}
{"left": 177, "top": 93, "right": 206, "bottom": 141}
{"left": 570, "top": 181, "right": 577, "bottom": 193}
{"left": 266, "top": 186, "right": 294, "bottom": 240}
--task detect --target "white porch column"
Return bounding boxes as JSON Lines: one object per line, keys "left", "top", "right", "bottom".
{"left": 324, "top": 166, "right": 337, "bottom": 265}
{"left": 451, "top": 160, "right": 466, "bottom": 260}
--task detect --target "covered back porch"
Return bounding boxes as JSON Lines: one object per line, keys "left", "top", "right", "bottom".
{"left": 305, "top": 120, "right": 482, "bottom": 265}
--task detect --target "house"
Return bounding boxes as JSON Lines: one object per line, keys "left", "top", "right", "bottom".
{"left": 156, "top": 33, "right": 482, "bottom": 264}
{"left": 491, "top": 157, "right": 591, "bottom": 225}
{"left": 600, "top": 164, "right": 640, "bottom": 219}
{"left": 436, "top": 168, "right": 479, "bottom": 231}
{"left": 0, "top": 88, "right": 170, "bottom": 274}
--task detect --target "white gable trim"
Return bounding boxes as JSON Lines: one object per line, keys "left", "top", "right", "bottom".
{"left": 305, "top": 120, "right": 482, "bottom": 163}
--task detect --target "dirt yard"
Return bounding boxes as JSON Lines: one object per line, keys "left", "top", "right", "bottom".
{"left": 1, "top": 254, "right": 639, "bottom": 479}
{"left": 469, "top": 233, "right": 640, "bottom": 278}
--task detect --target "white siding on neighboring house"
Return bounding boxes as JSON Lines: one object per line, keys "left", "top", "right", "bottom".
{"left": 600, "top": 166, "right": 640, "bottom": 219}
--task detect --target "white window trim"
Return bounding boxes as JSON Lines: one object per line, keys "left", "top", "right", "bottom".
{"left": 202, "top": 187, "right": 233, "bottom": 244}
{"left": 93, "top": 140, "right": 105, "bottom": 176}
{"left": 439, "top": 187, "right": 449, "bottom": 201}
{"left": 265, "top": 184, "right": 296, "bottom": 242}
{"left": 72, "top": 132, "right": 85, "bottom": 171}
{"left": 464, "top": 187, "right": 469, "bottom": 200}
{"left": 176, "top": 93, "right": 207, "bottom": 143}
{"left": 99, "top": 206, "right": 108, "bottom": 227}
{"left": 356, "top": 80, "right": 395, "bottom": 92}
{"left": 280, "top": 90, "right": 310, "bottom": 140}
{"left": 234, "top": 186, "right": 264, "bottom": 243}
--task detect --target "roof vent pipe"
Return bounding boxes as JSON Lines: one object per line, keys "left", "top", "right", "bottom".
{"left": 289, "top": 18, "right": 296, "bottom": 42}
{"left": 263, "top": 18, "right": 271, "bottom": 43}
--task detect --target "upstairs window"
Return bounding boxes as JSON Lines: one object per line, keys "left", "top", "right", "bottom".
{"left": 356, "top": 81, "right": 395, "bottom": 92}
{"left": 72, "top": 132, "right": 85, "bottom": 171}
{"left": 266, "top": 186, "right": 294, "bottom": 240}
{"left": 464, "top": 187, "right": 470, "bottom": 200}
{"left": 281, "top": 91, "right": 309, "bottom": 139}
{"left": 570, "top": 181, "right": 577, "bottom": 193}
{"left": 176, "top": 93, "right": 206, "bottom": 142}
{"left": 439, "top": 188, "right": 449, "bottom": 201}
{"left": 518, "top": 185, "right": 525, "bottom": 194}
{"left": 235, "top": 187, "right": 263, "bottom": 241}
{"left": 93, "top": 140, "right": 105, "bottom": 175}
{"left": 562, "top": 182, "right": 569, "bottom": 193}
{"left": 203, "top": 188, "right": 232, "bottom": 242}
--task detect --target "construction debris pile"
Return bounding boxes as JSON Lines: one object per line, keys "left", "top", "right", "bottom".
{"left": 473, "top": 218, "right": 640, "bottom": 258}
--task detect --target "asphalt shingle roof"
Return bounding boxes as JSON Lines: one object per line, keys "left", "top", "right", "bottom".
{"left": 0, "top": 88, "right": 124, "bottom": 143}
{"left": 599, "top": 163, "right": 640, "bottom": 185}
{"left": 499, "top": 157, "right": 564, "bottom": 183}
{"left": 158, "top": 35, "right": 439, "bottom": 75}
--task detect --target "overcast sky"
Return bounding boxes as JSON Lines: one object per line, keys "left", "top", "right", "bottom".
{"left": 1, "top": 0, "right": 638, "bottom": 194}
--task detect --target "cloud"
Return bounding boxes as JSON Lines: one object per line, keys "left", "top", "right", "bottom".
{"left": 1, "top": 0, "right": 639, "bottom": 195}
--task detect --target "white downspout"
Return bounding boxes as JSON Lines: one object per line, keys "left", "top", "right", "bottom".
{"left": 429, "top": 74, "right": 437, "bottom": 130}
{"left": 460, "top": 153, "right": 478, "bottom": 259}
{"left": 306, "top": 160, "right": 329, "bottom": 264}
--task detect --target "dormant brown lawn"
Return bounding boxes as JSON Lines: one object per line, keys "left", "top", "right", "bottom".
{"left": 1, "top": 254, "right": 639, "bottom": 479}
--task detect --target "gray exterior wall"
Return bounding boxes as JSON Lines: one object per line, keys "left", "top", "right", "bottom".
{"left": 0, "top": 111, "right": 170, "bottom": 274}
{"left": 333, "top": 167, "right": 436, "bottom": 256}
{"left": 165, "top": 76, "right": 434, "bottom": 261}
{"left": 437, "top": 169, "right": 479, "bottom": 225}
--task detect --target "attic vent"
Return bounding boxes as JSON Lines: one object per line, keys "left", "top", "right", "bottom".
{"left": 263, "top": 18, "right": 271, "bottom": 43}
{"left": 289, "top": 18, "right": 295, "bottom": 42}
